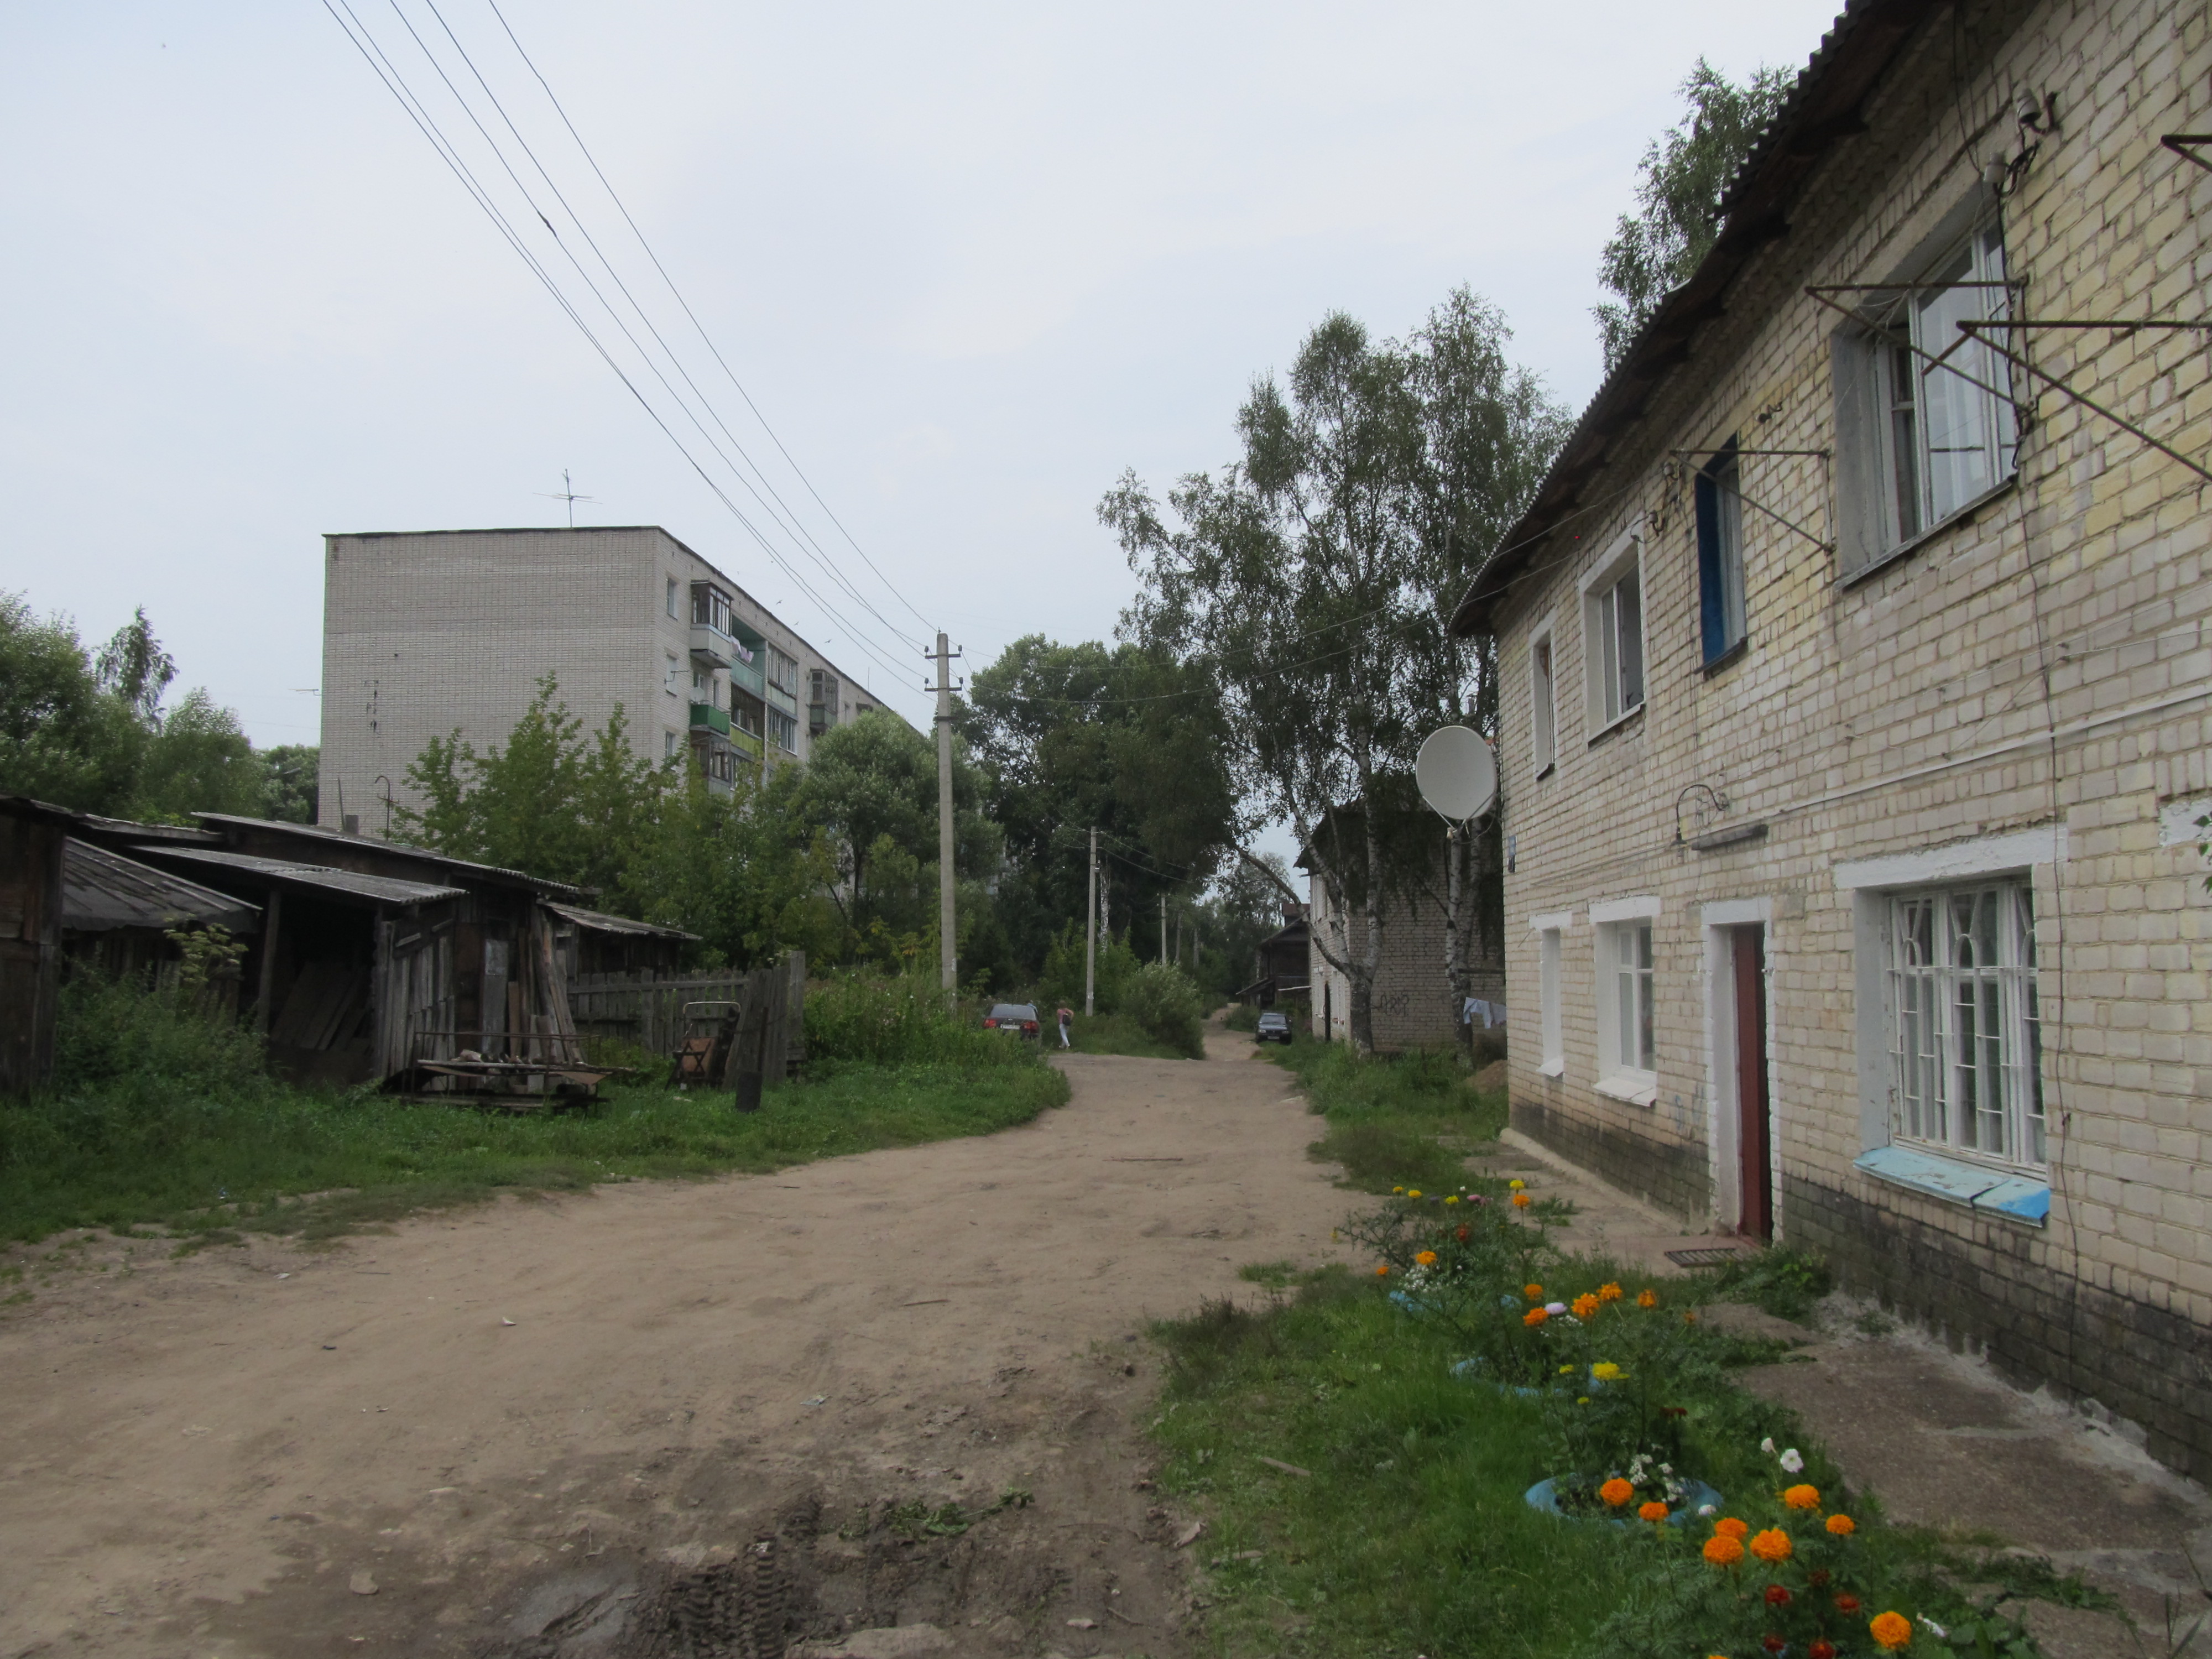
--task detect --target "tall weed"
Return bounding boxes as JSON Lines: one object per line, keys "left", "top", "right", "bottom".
{"left": 803, "top": 969, "right": 1034, "bottom": 1069}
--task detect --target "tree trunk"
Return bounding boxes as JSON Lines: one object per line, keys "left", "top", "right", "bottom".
{"left": 1443, "top": 823, "right": 1471, "bottom": 1061}
{"left": 1352, "top": 787, "right": 1383, "bottom": 1055}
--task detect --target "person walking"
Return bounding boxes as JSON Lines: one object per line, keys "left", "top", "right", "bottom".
{"left": 1056, "top": 1004, "right": 1074, "bottom": 1050}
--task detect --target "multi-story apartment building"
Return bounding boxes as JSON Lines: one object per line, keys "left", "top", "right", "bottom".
{"left": 1451, "top": 0, "right": 2212, "bottom": 1480}
{"left": 318, "top": 526, "right": 890, "bottom": 834}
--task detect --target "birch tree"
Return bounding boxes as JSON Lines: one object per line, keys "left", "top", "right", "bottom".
{"left": 1104, "top": 290, "right": 1565, "bottom": 1052}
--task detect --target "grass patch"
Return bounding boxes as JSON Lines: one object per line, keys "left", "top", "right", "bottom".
{"left": 1694, "top": 1245, "right": 1837, "bottom": 1324}
{"left": 1065, "top": 1011, "right": 1193, "bottom": 1061}
{"left": 1151, "top": 1270, "right": 2093, "bottom": 1658}
{"left": 1266, "top": 1038, "right": 1508, "bottom": 1194}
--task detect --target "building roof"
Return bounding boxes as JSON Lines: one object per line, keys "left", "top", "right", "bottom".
{"left": 190, "top": 815, "right": 589, "bottom": 900}
{"left": 62, "top": 839, "right": 263, "bottom": 935}
{"left": 150, "top": 847, "right": 466, "bottom": 909}
{"left": 1446, "top": 0, "right": 1924, "bottom": 637}
{"left": 544, "top": 901, "right": 698, "bottom": 942}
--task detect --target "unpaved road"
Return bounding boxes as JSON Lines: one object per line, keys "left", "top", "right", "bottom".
{"left": 0, "top": 1039, "right": 1348, "bottom": 1657}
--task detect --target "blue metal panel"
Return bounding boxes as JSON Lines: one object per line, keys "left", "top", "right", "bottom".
{"left": 1971, "top": 1176, "right": 2051, "bottom": 1223}
{"left": 1854, "top": 1145, "right": 2002, "bottom": 1203}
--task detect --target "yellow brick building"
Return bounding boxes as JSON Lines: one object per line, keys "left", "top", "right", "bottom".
{"left": 1449, "top": 0, "right": 2212, "bottom": 1479}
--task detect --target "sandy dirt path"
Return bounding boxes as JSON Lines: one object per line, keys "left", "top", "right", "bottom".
{"left": 0, "top": 1037, "right": 1345, "bottom": 1658}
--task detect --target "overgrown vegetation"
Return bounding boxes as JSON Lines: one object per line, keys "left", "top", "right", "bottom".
{"left": 1270, "top": 1039, "right": 1506, "bottom": 1193}
{"left": 0, "top": 973, "right": 1067, "bottom": 1246}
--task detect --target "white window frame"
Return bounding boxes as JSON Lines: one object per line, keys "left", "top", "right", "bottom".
{"left": 663, "top": 729, "right": 680, "bottom": 759}
{"left": 1885, "top": 880, "right": 2044, "bottom": 1172}
{"left": 1835, "top": 216, "right": 2018, "bottom": 576}
{"left": 664, "top": 651, "right": 681, "bottom": 696}
{"left": 1579, "top": 528, "right": 1645, "bottom": 737}
{"left": 1530, "top": 910, "right": 1572, "bottom": 1076}
{"left": 1590, "top": 895, "right": 1660, "bottom": 1103}
{"left": 1528, "top": 615, "right": 1558, "bottom": 775}
{"left": 665, "top": 576, "right": 681, "bottom": 619}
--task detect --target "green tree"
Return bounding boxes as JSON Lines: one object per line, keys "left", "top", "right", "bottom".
{"left": 259, "top": 744, "right": 320, "bottom": 824}
{"left": 0, "top": 593, "right": 145, "bottom": 812}
{"left": 961, "top": 637, "right": 1235, "bottom": 978}
{"left": 135, "top": 688, "right": 261, "bottom": 822}
{"left": 1106, "top": 291, "right": 1566, "bottom": 1051}
{"left": 1594, "top": 58, "right": 1793, "bottom": 371}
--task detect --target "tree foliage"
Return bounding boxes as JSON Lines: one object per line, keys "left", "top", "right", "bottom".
{"left": 1594, "top": 58, "right": 1794, "bottom": 372}
{"left": 1104, "top": 291, "right": 1567, "bottom": 1048}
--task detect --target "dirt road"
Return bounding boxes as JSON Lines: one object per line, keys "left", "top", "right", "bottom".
{"left": 0, "top": 1039, "right": 1345, "bottom": 1658}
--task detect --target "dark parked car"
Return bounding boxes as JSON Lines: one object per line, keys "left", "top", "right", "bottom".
{"left": 1255, "top": 1010, "right": 1293, "bottom": 1045}
{"left": 984, "top": 1003, "right": 1041, "bottom": 1040}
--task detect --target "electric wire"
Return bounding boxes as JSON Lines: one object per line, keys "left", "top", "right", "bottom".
{"left": 322, "top": 1, "right": 922, "bottom": 695}
{"left": 479, "top": 0, "right": 938, "bottom": 639}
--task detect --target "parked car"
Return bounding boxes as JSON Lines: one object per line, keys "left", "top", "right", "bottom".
{"left": 1255, "top": 1010, "right": 1293, "bottom": 1045}
{"left": 983, "top": 1003, "right": 1041, "bottom": 1040}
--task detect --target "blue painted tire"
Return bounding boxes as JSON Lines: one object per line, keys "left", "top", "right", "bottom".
{"left": 1524, "top": 1476, "right": 1724, "bottom": 1526}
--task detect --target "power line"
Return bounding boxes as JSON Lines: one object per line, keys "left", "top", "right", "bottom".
{"left": 479, "top": 0, "right": 938, "bottom": 640}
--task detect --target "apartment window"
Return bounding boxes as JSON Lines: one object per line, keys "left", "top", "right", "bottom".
{"left": 766, "top": 708, "right": 799, "bottom": 753}
{"left": 665, "top": 576, "right": 680, "bottom": 619}
{"left": 1887, "top": 881, "right": 2043, "bottom": 1168}
{"left": 1581, "top": 531, "right": 1644, "bottom": 732}
{"left": 663, "top": 729, "right": 680, "bottom": 759}
{"left": 691, "top": 582, "right": 733, "bottom": 635}
{"left": 664, "top": 652, "right": 680, "bottom": 696}
{"left": 1529, "top": 623, "right": 1557, "bottom": 774}
{"left": 1538, "top": 926, "right": 1563, "bottom": 1075}
{"left": 1592, "top": 900, "right": 1658, "bottom": 1100}
{"left": 1834, "top": 219, "right": 2017, "bottom": 576}
{"left": 766, "top": 647, "right": 799, "bottom": 697}
{"left": 1694, "top": 442, "right": 1747, "bottom": 662}
{"left": 692, "top": 665, "right": 711, "bottom": 698}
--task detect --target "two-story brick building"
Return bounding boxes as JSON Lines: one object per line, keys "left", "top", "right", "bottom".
{"left": 1450, "top": 0, "right": 2212, "bottom": 1479}
{"left": 319, "top": 525, "right": 892, "bottom": 834}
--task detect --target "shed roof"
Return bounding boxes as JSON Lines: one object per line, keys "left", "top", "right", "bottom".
{"left": 150, "top": 848, "right": 465, "bottom": 908}
{"left": 190, "top": 815, "right": 587, "bottom": 900}
{"left": 544, "top": 902, "right": 698, "bottom": 942}
{"left": 1446, "top": 0, "right": 1924, "bottom": 635}
{"left": 62, "top": 839, "right": 263, "bottom": 935}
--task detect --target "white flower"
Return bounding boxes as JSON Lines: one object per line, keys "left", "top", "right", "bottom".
{"left": 1545, "top": 1302, "right": 1567, "bottom": 1315}
{"left": 1919, "top": 1616, "right": 1948, "bottom": 1638}
{"left": 1697, "top": 1504, "right": 1717, "bottom": 1517}
{"left": 1658, "top": 1463, "right": 1672, "bottom": 1474}
{"left": 1760, "top": 1437, "right": 1776, "bottom": 1456}
{"left": 1779, "top": 1448, "right": 1805, "bottom": 1474}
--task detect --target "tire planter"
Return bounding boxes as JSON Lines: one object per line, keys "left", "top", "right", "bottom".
{"left": 1524, "top": 1476, "right": 1724, "bottom": 1526}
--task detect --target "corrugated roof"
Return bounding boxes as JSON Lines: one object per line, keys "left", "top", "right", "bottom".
{"left": 190, "top": 814, "right": 588, "bottom": 899}
{"left": 150, "top": 847, "right": 465, "bottom": 907}
{"left": 544, "top": 902, "right": 698, "bottom": 941}
{"left": 62, "top": 839, "right": 263, "bottom": 935}
{"left": 1447, "top": 0, "right": 1927, "bottom": 635}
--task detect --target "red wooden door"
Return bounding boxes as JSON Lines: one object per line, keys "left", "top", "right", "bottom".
{"left": 1734, "top": 925, "right": 1772, "bottom": 1241}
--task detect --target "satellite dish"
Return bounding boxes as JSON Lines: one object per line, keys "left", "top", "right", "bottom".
{"left": 1416, "top": 725, "right": 1497, "bottom": 822}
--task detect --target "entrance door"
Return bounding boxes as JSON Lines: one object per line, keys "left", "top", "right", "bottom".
{"left": 1732, "top": 925, "right": 1772, "bottom": 1240}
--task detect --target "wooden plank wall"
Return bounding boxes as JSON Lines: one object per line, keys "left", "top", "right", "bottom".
{"left": 568, "top": 953, "right": 806, "bottom": 1073}
{"left": 0, "top": 811, "right": 65, "bottom": 1095}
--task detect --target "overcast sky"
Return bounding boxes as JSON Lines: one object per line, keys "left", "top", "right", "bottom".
{"left": 1, "top": 0, "right": 1839, "bottom": 789}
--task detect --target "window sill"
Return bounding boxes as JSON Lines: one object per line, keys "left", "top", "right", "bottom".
{"left": 1586, "top": 704, "right": 1644, "bottom": 749}
{"left": 1838, "top": 474, "right": 2018, "bottom": 592}
{"left": 1535, "top": 761, "right": 1556, "bottom": 782}
{"left": 1594, "top": 1071, "right": 1657, "bottom": 1107}
{"left": 1538, "top": 1057, "right": 1565, "bottom": 1078}
{"left": 1700, "top": 637, "right": 1750, "bottom": 678}
{"left": 1854, "top": 1145, "right": 2047, "bottom": 1224}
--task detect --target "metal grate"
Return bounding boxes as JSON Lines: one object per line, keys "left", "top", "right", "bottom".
{"left": 1666, "top": 1247, "right": 1752, "bottom": 1268}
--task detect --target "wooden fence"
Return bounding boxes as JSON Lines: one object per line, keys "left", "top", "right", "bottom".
{"left": 567, "top": 954, "right": 806, "bottom": 1079}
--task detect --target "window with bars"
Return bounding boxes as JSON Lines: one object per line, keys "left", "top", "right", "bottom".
{"left": 1887, "top": 881, "right": 2044, "bottom": 1168}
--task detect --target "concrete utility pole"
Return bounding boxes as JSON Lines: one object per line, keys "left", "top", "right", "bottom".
{"left": 1085, "top": 827, "right": 1098, "bottom": 1015}
{"left": 930, "top": 633, "right": 959, "bottom": 997}
{"left": 1160, "top": 894, "right": 1167, "bottom": 963}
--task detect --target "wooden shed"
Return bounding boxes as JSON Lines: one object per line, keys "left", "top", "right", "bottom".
{"left": 0, "top": 797, "right": 70, "bottom": 1095}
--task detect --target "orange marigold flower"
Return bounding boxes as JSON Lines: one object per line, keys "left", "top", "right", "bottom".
{"left": 1454, "top": 1224, "right": 1470, "bottom": 1242}
{"left": 1713, "top": 1516, "right": 1750, "bottom": 1539}
{"left": 1749, "top": 1527, "right": 1794, "bottom": 1563}
{"left": 1869, "top": 1610, "right": 1913, "bottom": 1650}
{"left": 1636, "top": 1287, "right": 1659, "bottom": 1308}
{"left": 1598, "top": 1282, "right": 1623, "bottom": 1301}
{"left": 1702, "top": 1533, "right": 1745, "bottom": 1566}
{"left": 1783, "top": 1483, "right": 1821, "bottom": 1510}
{"left": 1524, "top": 1284, "right": 1544, "bottom": 1300}
{"left": 1414, "top": 1250, "right": 1438, "bottom": 1267}
{"left": 1572, "top": 1293, "right": 1600, "bottom": 1318}
{"left": 1638, "top": 1500, "right": 1669, "bottom": 1522}
{"left": 1523, "top": 1307, "right": 1549, "bottom": 1327}
{"left": 1809, "top": 1644, "right": 1837, "bottom": 1659}
{"left": 1599, "top": 1478, "right": 1634, "bottom": 1507}
{"left": 1512, "top": 1192, "right": 1533, "bottom": 1208}
{"left": 1826, "top": 1514, "right": 1856, "bottom": 1536}
{"left": 1374, "top": 1264, "right": 1390, "bottom": 1277}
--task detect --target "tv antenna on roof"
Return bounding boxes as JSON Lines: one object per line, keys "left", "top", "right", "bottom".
{"left": 536, "top": 469, "right": 597, "bottom": 527}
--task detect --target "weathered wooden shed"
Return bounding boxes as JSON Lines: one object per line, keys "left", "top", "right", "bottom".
{"left": 0, "top": 797, "right": 70, "bottom": 1095}
{"left": 547, "top": 902, "right": 696, "bottom": 978}
{"left": 61, "top": 837, "right": 263, "bottom": 984}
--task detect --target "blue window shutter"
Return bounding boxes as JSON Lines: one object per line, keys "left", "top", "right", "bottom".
{"left": 1694, "top": 473, "right": 1725, "bottom": 662}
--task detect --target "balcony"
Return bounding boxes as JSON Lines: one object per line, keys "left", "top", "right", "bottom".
{"left": 729, "top": 726, "right": 762, "bottom": 760}
{"left": 688, "top": 623, "right": 738, "bottom": 669}
{"left": 766, "top": 679, "right": 798, "bottom": 714}
{"left": 688, "top": 702, "right": 732, "bottom": 737}
{"left": 728, "top": 655, "right": 766, "bottom": 698}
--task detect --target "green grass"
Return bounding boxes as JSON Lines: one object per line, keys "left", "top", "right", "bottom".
{"left": 1063, "top": 1011, "right": 1194, "bottom": 1060}
{"left": 0, "top": 1061, "right": 1070, "bottom": 1246}
{"left": 1266, "top": 1038, "right": 1507, "bottom": 1193}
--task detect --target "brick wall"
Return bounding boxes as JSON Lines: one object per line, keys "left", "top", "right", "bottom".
{"left": 1307, "top": 869, "right": 1506, "bottom": 1050}
{"left": 1483, "top": 0, "right": 2212, "bottom": 1475}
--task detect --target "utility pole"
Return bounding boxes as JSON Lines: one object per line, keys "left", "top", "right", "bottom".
{"left": 1160, "top": 894, "right": 1167, "bottom": 963}
{"left": 929, "top": 633, "right": 960, "bottom": 998}
{"left": 1085, "top": 827, "right": 1098, "bottom": 1015}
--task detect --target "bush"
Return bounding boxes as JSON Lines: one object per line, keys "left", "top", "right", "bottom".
{"left": 1117, "top": 962, "right": 1206, "bottom": 1059}
{"left": 1037, "top": 922, "right": 1143, "bottom": 1014}
{"left": 803, "top": 969, "right": 1035, "bottom": 1069}
{"left": 1222, "top": 1002, "right": 1260, "bottom": 1032}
